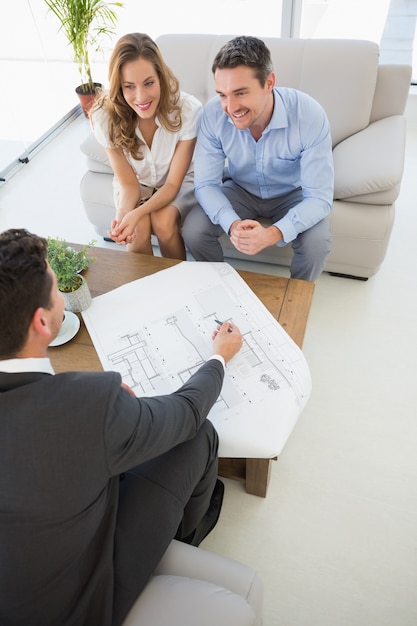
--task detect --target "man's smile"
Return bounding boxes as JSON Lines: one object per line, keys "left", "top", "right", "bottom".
{"left": 232, "top": 109, "right": 249, "bottom": 118}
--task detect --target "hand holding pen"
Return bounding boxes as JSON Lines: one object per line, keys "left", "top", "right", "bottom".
{"left": 212, "top": 319, "right": 242, "bottom": 362}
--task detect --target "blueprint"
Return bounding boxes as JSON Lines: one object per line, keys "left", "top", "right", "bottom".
{"left": 82, "top": 262, "right": 311, "bottom": 457}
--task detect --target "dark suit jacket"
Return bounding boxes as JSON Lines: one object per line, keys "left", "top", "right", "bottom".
{"left": 0, "top": 359, "right": 223, "bottom": 626}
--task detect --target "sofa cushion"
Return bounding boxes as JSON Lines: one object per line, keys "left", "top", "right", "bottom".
{"left": 263, "top": 38, "right": 379, "bottom": 147}
{"left": 122, "top": 574, "right": 257, "bottom": 626}
{"left": 333, "top": 116, "right": 407, "bottom": 202}
{"left": 156, "top": 35, "right": 380, "bottom": 148}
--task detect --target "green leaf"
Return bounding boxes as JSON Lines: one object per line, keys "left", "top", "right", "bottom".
{"left": 47, "top": 237, "right": 96, "bottom": 293}
{"left": 43, "top": 0, "right": 123, "bottom": 92}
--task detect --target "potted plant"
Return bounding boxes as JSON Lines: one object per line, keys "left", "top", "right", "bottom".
{"left": 47, "top": 237, "right": 96, "bottom": 312}
{"left": 44, "top": 0, "right": 123, "bottom": 115}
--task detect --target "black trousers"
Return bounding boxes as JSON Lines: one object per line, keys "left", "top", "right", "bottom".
{"left": 112, "top": 420, "right": 219, "bottom": 625}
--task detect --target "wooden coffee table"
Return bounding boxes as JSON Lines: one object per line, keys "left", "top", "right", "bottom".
{"left": 48, "top": 246, "right": 314, "bottom": 497}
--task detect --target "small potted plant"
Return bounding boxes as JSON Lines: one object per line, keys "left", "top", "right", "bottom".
{"left": 43, "top": 0, "right": 123, "bottom": 115}
{"left": 47, "top": 237, "right": 96, "bottom": 312}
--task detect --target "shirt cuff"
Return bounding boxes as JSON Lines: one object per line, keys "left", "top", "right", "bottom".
{"left": 273, "top": 215, "right": 297, "bottom": 244}
{"left": 208, "top": 354, "right": 226, "bottom": 370}
{"left": 219, "top": 208, "right": 241, "bottom": 235}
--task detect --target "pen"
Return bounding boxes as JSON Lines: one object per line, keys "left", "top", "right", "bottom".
{"left": 215, "top": 319, "right": 233, "bottom": 332}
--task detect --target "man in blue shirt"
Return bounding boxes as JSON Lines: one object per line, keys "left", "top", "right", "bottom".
{"left": 182, "top": 36, "right": 334, "bottom": 281}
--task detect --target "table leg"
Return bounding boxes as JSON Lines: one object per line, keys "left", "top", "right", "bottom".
{"left": 245, "top": 458, "right": 273, "bottom": 498}
{"left": 218, "top": 457, "right": 277, "bottom": 497}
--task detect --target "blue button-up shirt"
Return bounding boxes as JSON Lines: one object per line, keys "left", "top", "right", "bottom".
{"left": 194, "top": 87, "right": 334, "bottom": 244}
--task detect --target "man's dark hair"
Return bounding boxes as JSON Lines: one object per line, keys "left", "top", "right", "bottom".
{"left": 0, "top": 229, "right": 52, "bottom": 358}
{"left": 212, "top": 36, "right": 274, "bottom": 86}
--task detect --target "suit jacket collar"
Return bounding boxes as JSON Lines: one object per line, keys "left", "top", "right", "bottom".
{"left": 0, "top": 370, "right": 52, "bottom": 392}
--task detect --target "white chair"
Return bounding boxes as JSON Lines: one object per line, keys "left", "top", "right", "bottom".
{"left": 122, "top": 539, "right": 263, "bottom": 626}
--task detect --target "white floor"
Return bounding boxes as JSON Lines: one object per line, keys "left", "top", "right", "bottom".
{"left": 1, "top": 114, "right": 417, "bottom": 626}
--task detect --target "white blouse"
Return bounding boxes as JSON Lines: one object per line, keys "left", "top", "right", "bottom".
{"left": 90, "top": 91, "right": 202, "bottom": 189}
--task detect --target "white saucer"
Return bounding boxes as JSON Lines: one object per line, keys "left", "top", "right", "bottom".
{"left": 49, "top": 311, "right": 80, "bottom": 347}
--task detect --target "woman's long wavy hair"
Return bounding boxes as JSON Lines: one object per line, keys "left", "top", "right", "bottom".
{"left": 92, "top": 33, "right": 181, "bottom": 160}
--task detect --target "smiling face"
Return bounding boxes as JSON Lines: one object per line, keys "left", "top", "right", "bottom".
{"left": 214, "top": 65, "right": 275, "bottom": 137}
{"left": 121, "top": 57, "right": 161, "bottom": 119}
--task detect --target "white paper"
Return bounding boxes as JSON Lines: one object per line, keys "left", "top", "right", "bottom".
{"left": 82, "top": 262, "right": 311, "bottom": 457}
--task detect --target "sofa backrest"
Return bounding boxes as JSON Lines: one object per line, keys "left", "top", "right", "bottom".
{"left": 155, "top": 34, "right": 404, "bottom": 148}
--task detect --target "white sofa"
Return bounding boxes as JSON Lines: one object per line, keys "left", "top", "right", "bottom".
{"left": 80, "top": 35, "right": 411, "bottom": 279}
{"left": 121, "top": 539, "right": 263, "bottom": 626}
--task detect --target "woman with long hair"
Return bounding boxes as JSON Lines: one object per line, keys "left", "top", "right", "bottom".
{"left": 90, "top": 33, "right": 202, "bottom": 259}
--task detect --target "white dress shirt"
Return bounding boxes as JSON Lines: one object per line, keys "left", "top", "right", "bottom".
{"left": 0, "top": 358, "right": 55, "bottom": 374}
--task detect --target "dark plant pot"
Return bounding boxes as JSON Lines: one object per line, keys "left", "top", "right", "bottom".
{"left": 75, "top": 83, "right": 103, "bottom": 117}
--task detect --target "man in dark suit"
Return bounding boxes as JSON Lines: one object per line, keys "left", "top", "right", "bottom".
{"left": 0, "top": 228, "right": 243, "bottom": 626}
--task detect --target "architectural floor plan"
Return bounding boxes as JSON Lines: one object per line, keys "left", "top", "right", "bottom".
{"left": 82, "top": 262, "right": 311, "bottom": 457}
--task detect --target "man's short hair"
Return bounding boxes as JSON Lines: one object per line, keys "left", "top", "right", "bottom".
{"left": 0, "top": 229, "right": 52, "bottom": 358}
{"left": 212, "top": 36, "right": 274, "bottom": 86}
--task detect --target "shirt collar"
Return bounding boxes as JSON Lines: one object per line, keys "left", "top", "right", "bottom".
{"left": 0, "top": 357, "right": 55, "bottom": 375}
{"left": 136, "top": 115, "right": 161, "bottom": 139}
{"left": 268, "top": 88, "right": 288, "bottom": 130}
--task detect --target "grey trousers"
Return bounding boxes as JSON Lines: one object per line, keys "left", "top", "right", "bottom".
{"left": 182, "top": 181, "right": 331, "bottom": 281}
{"left": 113, "top": 420, "right": 219, "bottom": 625}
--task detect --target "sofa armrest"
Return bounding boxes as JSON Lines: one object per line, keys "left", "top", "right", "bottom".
{"left": 154, "top": 540, "right": 263, "bottom": 615}
{"left": 122, "top": 540, "right": 263, "bottom": 626}
{"left": 333, "top": 115, "right": 407, "bottom": 204}
{"left": 122, "top": 575, "right": 259, "bottom": 626}
{"left": 371, "top": 64, "right": 412, "bottom": 122}
{"left": 80, "top": 132, "right": 113, "bottom": 175}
